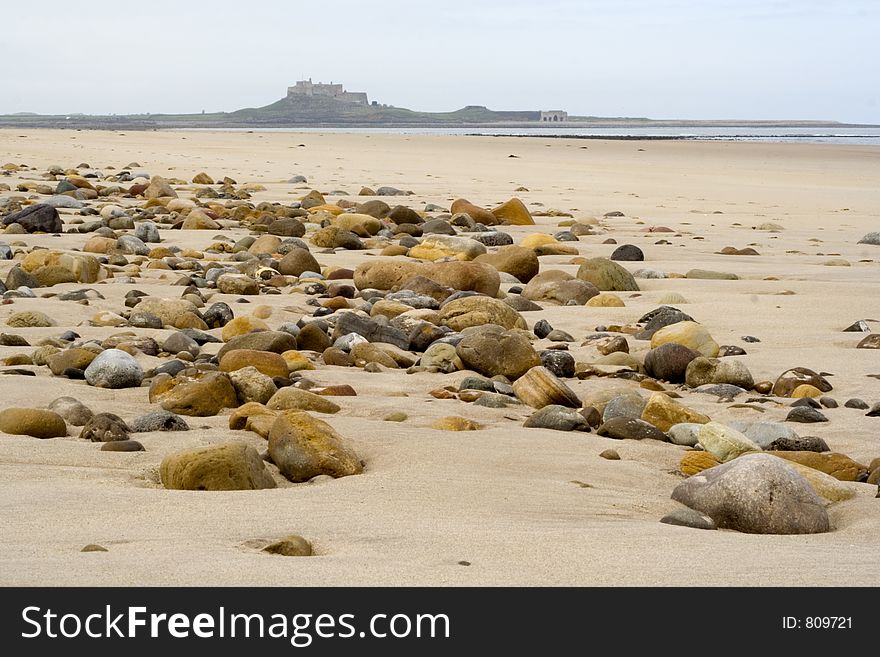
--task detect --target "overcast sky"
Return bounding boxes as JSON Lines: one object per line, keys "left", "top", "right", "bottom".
{"left": 1, "top": 0, "right": 877, "bottom": 122}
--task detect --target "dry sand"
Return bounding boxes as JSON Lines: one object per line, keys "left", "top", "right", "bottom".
{"left": 0, "top": 129, "right": 878, "bottom": 585}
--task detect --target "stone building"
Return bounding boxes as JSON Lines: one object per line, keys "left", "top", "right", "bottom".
{"left": 287, "top": 79, "right": 369, "bottom": 106}
{"left": 540, "top": 110, "right": 568, "bottom": 122}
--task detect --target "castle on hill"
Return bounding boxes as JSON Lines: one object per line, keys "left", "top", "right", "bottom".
{"left": 286, "top": 79, "right": 370, "bottom": 106}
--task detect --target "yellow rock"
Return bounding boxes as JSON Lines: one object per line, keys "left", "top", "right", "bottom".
{"left": 641, "top": 392, "right": 710, "bottom": 433}
{"left": 333, "top": 213, "right": 382, "bottom": 236}
{"left": 520, "top": 233, "right": 559, "bottom": 250}
{"left": 307, "top": 204, "right": 345, "bottom": 216}
{"left": 586, "top": 293, "right": 625, "bottom": 307}
{"left": 680, "top": 451, "right": 721, "bottom": 476}
{"left": 167, "top": 198, "right": 196, "bottom": 212}
{"left": 791, "top": 384, "right": 823, "bottom": 399}
{"left": 192, "top": 172, "right": 214, "bottom": 184}
{"left": 490, "top": 197, "right": 535, "bottom": 225}
{"left": 650, "top": 321, "right": 719, "bottom": 358}
{"left": 221, "top": 316, "right": 270, "bottom": 342}
{"left": 281, "top": 350, "right": 316, "bottom": 372}
{"left": 229, "top": 402, "right": 278, "bottom": 430}
{"left": 83, "top": 236, "right": 118, "bottom": 254}
{"left": 219, "top": 349, "right": 289, "bottom": 379}
{"left": 431, "top": 416, "right": 483, "bottom": 431}
{"left": 181, "top": 209, "right": 219, "bottom": 230}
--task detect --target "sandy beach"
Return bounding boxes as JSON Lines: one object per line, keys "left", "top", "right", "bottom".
{"left": 0, "top": 129, "right": 878, "bottom": 586}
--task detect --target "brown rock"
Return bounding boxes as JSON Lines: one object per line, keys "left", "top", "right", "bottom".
{"left": 160, "top": 443, "right": 276, "bottom": 490}
{"left": 219, "top": 349, "right": 290, "bottom": 379}
{"left": 268, "top": 411, "right": 363, "bottom": 482}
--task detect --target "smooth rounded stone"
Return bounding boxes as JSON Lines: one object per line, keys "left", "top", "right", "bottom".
{"left": 856, "top": 334, "right": 880, "bottom": 349}
{"left": 219, "top": 349, "right": 289, "bottom": 379}
{"left": 790, "top": 384, "right": 823, "bottom": 399}
{"left": 117, "top": 234, "right": 148, "bottom": 255}
{"left": 47, "top": 397, "right": 93, "bottom": 426}
{"left": 456, "top": 325, "right": 540, "bottom": 380}
{"left": 633, "top": 268, "right": 667, "bottom": 279}
{"left": 693, "top": 384, "right": 747, "bottom": 399}
{"left": 642, "top": 392, "right": 710, "bottom": 433}
{"left": 129, "top": 410, "right": 190, "bottom": 433}
{"left": 680, "top": 450, "right": 722, "bottom": 476}
{"left": 44, "top": 195, "right": 85, "bottom": 209}
{"left": 866, "top": 402, "right": 880, "bottom": 417}
{"left": 635, "top": 306, "right": 694, "bottom": 340}
{"left": 786, "top": 407, "right": 829, "bottom": 423}
{"left": 199, "top": 302, "right": 233, "bottom": 330}
{"left": 471, "top": 231, "right": 514, "bottom": 247}
{"left": 385, "top": 290, "right": 439, "bottom": 310}
{"left": 509, "top": 365, "right": 578, "bottom": 410}
{"left": 767, "top": 451, "right": 867, "bottom": 482}
{"left": 161, "top": 443, "right": 276, "bottom": 491}
{"left": 767, "top": 434, "right": 829, "bottom": 453}
{"left": 819, "top": 396, "right": 838, "bottom": 409}
{"left": 533, "top": 319, "right": 553, "bottom": 339}
{"left": 354, "top": 259, "right": 500, "bottom": 297}
{"left": 650, "top": 321, "right": 719, "bottom": 358}
{"left": 263, "top": 535, "right": 313, "bottom": 557}
{"left": 685, "top": 357, "right": 754, "bottom": 390}
{"left": 667, "top": 423, "right": 703, "bottom": 447}
{"left": 644, "top": 343, "right": 700, "bottom": 382}
{"left": 717, "top": 345, "right": 747, "bottom": 357}
{"left": 350, "top": 342, "right": 399, "bottom": 368}
{"left": 408, "top": 234, "right": 487, "bottom": 261}
{"left": 134, "top": 297, "right": 202, "bottom": 329}
{"left": 228, "top": 366, "right": 278, "bottom": 405}
{"left": 291, "top": 323, "right": 328, "bottom": 353}
{"left": 217, "top": 274, "right": 259, "bottom": 296}
{"left": 685, "top": 269, "right": 739, "bottom": 280}
{"left": 790, "top": 397, "right": 821, "bottom": 409}
{"left": 602, "top": 394, "right": 648, "bottom": 423}
{"left": 333, "top": 332, "right": 369, "bottom": 352}
{"left": 844, "top": 398, "right": 869, "bottom": 410}
{"left": 420, "top": 218, "right": 456, "bottom": 235}
{"left": 101, "top": 440, "right": 145, "bottom": 452}
{"left": 610, "top": 244, "right": 644, "bottom": 261}
{"left": 473, "top": 245, "right": 538, "bottom": 283}
{"left": 771, "top": 367, "right": 832, "bottom": 397}
{"left": 597, "top": 336, "right": 629, "bottom": 356}
{"left": 217, "top": 331, "right": 298, "bottom": 359}
{"left": 489, "top": 197, "right": 534, "bottom": 225}
{"left": 1, "top": 203, "right": 63, "bottom": 233}
{"left": 83, "top": 349, "right": 143, "bottom": 389}
{"left": 268, "top": 411, "right": 363, "bottom": 482}
{"left": 437, "top": 295, "right": 526, "bottom": 331}
{"left": 45, "top": 348, "right": 98, "bottom": 376}
{"left": 458, "top": 375, "right": 495, "bottom": 392}
{"left": 79, "top": 413, "right": 130, "bottom": 442}
{"left": 857, "top": 231, "right": 880, "bottom": 245}
{"left": 576, "top": 257, "right": 639, "bottom": 291}
{"left": 727, "top": 420, "right": 799, "bottom": 449}
{"left": 163, "top": 332, "right": 200, "bottom": 356}
{"left": 0, "top": 407, "right": 67, "bottom": 438}
{"left": 0, "top": 333, "right": 29, "bottom": 346}
{"left": 134, "top": 221, "right": 160, "bottom": 243}
{"left": 503, "top": 295, "right": 543, "bottom": 312}
{"left": 277, "top": 248, "right": 320, "bottom": 277}
{"left": 697, "top": 421, "right": 760, "bottom": 462}
{"left": 267, "top": 218, "right": 306, "bottom": 238}
{"left": 671, "top": 453, "right": 829, "bottom": 534}
{"left": 149, "top": 371, "right": 238, "bottom": 417}
{"left": 6, "top": 311, "right": 55, "bottom": 328}
{"left": 473, "top": 392, "right": 516, "bottom": 408}
{"left": 599, "top": 448, "right": 620, "bottom": 460}
{"left": 659, "top": 506, "right": 717, "bottom": 530}
{"left": 420, "top": 342, "right": 460, "bottom": 372}
{"left": 266, "top": 387, "right": 340, "bottom": 414}
{"left": 523, "top": 405, "right": 590, "bottom": 432}
{"left": 128, "top": 311, "right": 164, "bottom": 329}
{"left": 598, "top": 417, "right": 669, "bottom": 442}
{"left": 522, "top": 270, "right": 599, "bottom": 306}
{"left": 540, "top": 350, "right": 575, "bottom": 378}
{"left": 153, "top": 360, "right": 188, "bottom": 378}
{"left": 431, "top": 416, "right": 483, "bottom": 431}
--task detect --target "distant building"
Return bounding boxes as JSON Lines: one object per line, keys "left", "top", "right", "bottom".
{"left": 287, "top": 79, "right": 369, "bottom": 106}
{"left": 540, "top": 110, "right": 568, "bottom": 122}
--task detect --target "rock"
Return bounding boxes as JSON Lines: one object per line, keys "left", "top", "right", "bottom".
{"left": 266, "top": 387, "right": 341, "bottom": 414}
{"left": 79, "top": 413, "right": 130, "bottom": 442}
{"left": 101, "top": 440, "right": 144, "bottom": 452}
{"left": 791, "top": 384, "right": 823, "bottom": 398}
{"left": 217, "top": 274, "right": 259, "bottom": 296}
{"left": 408, "top": 234, "right": 487, "bottom": 261}
{"left": 771, "top": 367, "right": 832, "bottom": 397}
{"left": 843, "top": 320, "right": 870, "bottom": 332}
{"left": 844, "top": 398, "right": 869, "bottom": 409}
{"left": 450, "top": 198, "right": 499, "bottom": 226}
{"left": 268, "top": 411, "right": 363, "bottom": 482}
{"left": 490, "top": 197, "right": 534, "bottom": 225}
{"left": 641, "top": 393, "right": 710, "bottom": 432}
{"left": 635, "top": 307, "right": 695, "bottom": 340}
{"left": 437, "top": 296, "right": 526, "bottom": 331}
{"left": 162, "top": 332, "right": 200, "bottom": 357}
{"left": 218, "top": 331, "right": 298, "bottom": 359}
{"left": 46, "top": 348, "right": 98, "bottom": 376}
{"left": 134, "top": 297, "right": 202, "bottom": 329}
{"left": 610, "top": 244, "right": 644, "bottom": 261}
{"left": 686, "top": 269, "right": 739, "bottom": 280}
{"left": 456, "top": 326, "right": 540, "bottom": 380}
{"left": 540, "top": 350, "right": 575, "bottom": 378}
{"left": 149, "top": 371, "right": 239, "bottom": 416}
{"left": 598, "top": 417, "right": 669, "bottom": 441}
{"left": 856, "top": 334, "right": 880, "bottom": 349}
{"left": 1, "top": 204, "right": 62, "bottom": 233}
{"left": 523, "top": 405, "right": 589, "bottom": 431}
{"left": 431, "top": 416, "right": 483, "bottom": 431}
{"left": 521, "top": 270, "right": 598, "bottom": 305}
{"left": 160, "top": 443, "right": 276, "bottom": 491}
{"left": 767, "top": 434, "right": 829, "bottom": 452}
{"left": 47, "top": 397, "right": 93, "bottom": 426}
{"left": 650, "top": 321, "right": 719, "bottom": 358}
{"left": 473, "top": 245, "right": 539, "bottom": 283}
{"left": 220, "top": 349, "right": 289, "bottom": 379}
{"left": 697, "top": 421, "right": 760, "bottom": 461}
{"left": 602, "top": 394, "right": 647, "bottom": 422}
{"left": 576, "top": 257, "right": 639, "bottom": 291}
{"left": 679, "top": 450, "right": 722, "bottom": 476}
{"left": 263, "top": 535, "right": 313, "bottom": 557}
{"left": 144, "top": 176, "right": 178, "bottom": 199}
{"left": 267, "top": 218, "right": 306, "bottom": 237}
{"left": 7, "top": 311, "right": 55, "bottom": 328}
{"left": 354, "top": 259, "right": 500, "bottom": 297}
{"left": 420, "top": 342, "right": 459, "bottom": 371}
{"left": 84, "top": 349, "right": 143, "bottom": 388}
{"left": 0, "top": 408, "right": 67, "bottom": 438}
{"left": 512, "top": 366, "right": 580, "bottom": 409}
{"left": 644, "top": 343, "right": 700, "bottom": 382}
{"left": 586, "top": 293, "right": 625, "bottom": 307}
{"left": 330, "top": 313, "right": 409, "bottom": 350}
{"left": 666, "top": 423, "right": 702, "bottom": 447}
{"left": 220, "top": 316, "right": 270, "bottom": 342}
{"left": 786, "top": 407, "right": 829, "bottom": 423}
{"left": 857, "top": 231, "right": 880, "bottom": 245}
{"left": 129, "top": 410, "right": 190, "bottom": 433}
{"left": 192, "top": 172, "right": 214, "bottom": 185}
{"left": 228, "top": 366, "right": 278, "bottom": 405}
{"left": 685, "top": 357, "right": 754, "bottom": 389}
{"left": 767, "top": 451, "right": 867, "bottom": 482}
{"left": 866, "top": 402, "right": 880, "bottom": 417}
{"left": 597, "top": 336, "right": 629, "bottom": 356}
{"left": 599, "top": 448, "right": 620, "bottom": 460}
{"left": 350, "top": 342, "right": 399, "bottom": 368}
{"left": 672, "top": 453, "right": 829, "bottom": 534}
{"left": 660, "top": 506, "right": 717, "bottom": 530}
{"left": 728, "top": 421, "right": 801, "bottom": 449}
{"left": 278, "top": 248, "right": 321, "bottom": 277}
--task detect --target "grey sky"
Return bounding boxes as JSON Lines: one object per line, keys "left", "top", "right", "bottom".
{"left": 1, "top": 0, "right": 877, "bottom": 122}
